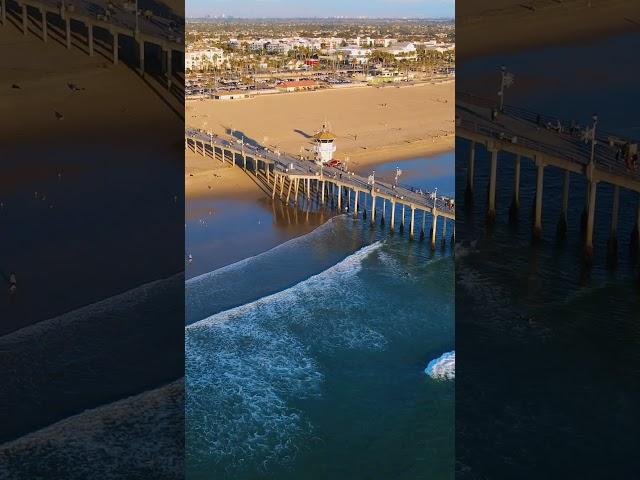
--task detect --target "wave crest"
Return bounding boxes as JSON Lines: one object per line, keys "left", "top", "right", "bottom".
{"left": 425, "top": 351, "right": 455, "bottom": 380}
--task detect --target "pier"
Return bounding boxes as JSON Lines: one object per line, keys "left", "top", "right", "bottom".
{"left": 1, "top": 0, "right": 184, "bottom": 107}
{"left": 456, "top": 92, "right": 640, "bottom": 263}
{"left": 185, "top": 128, "right": 455, "bottom": 248}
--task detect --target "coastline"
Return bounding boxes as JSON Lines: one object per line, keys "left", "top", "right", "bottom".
{"left": 185, "top": 80, "right": 454, "bottom": 201}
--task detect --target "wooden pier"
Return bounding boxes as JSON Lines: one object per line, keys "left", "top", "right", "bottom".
{"left": 186, "top": 128, "right": 456, "bottom": 248}
{"left": 1, "top": 0, "right": 184, "bottom": 96}
{"left": 456, "top": 92, "right": 640, "bottom": 262}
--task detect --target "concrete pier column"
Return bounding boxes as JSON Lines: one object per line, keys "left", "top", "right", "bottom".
{"left": 232, "top": 151, "right": 236, "bottom": 167}
{"left": 279, "top": 175, "right": 285, "bottom": 197}
{"left": 166, "top": 49, "right": 172, "bottom": 89}
{"left": 465, "top": 141, "right": 475, "bottom": 202}
{"left": 581, "top": 181, "right": 591, "bottom": 233}
{"left": 272, "top": 173, "right": 277, "bottom": 198}
{"left": 337, "top": 185, "right": 342, "bottom": 210}
{"left": 294, "top": 179, "right": 300, "bottom": 205}
{"left": 266, "top": 164, "right": 270, "bottom": 183}
{"left": 22, "top": 5, "right": 27, "bottom": 34}
{"left": 286, "top": 178, "right": 293, "bottom": 204}
{"left": 409, "top": 206, "right": 415, "bottom": 240}
{"left": 420, "top": 210, "right": 426, "bottom": 241}
{"left": 112, "top": 31, "right": 118, "bottom": 64}
{"left": 1, "top": 0, "right": 6, "bottom": 25}
{"left": 354, "top": 190, "right": 359, "bottom": 217}
{"left": 65, "top": 17, "right": 71, "bottom": 49}
{"left": 381, "top": 199, "right": 386, "bottom": 226}
{"left": 557, "top": 170, "right": 570, "bottom": 238}
{"left": 307, "top": 178, "right": 310, "bottom": 199}
{"left": 509, "top": 155, "right": 521, "bottom": 221}
{"left": 88, "top": 23, "right": 93, "bottom": 55}
{"left": 631, "top": 201, "right": 640, "bottom": 255}
{"left": 139, "top": 40, "right": 145, "bottom": 76}
{"left": 243, "top": 155, "right": 246, "bottom": 170}
{"left": 584, "top": 181, "right": 597, "bottom": 263}
{"left": 487, "top": 148, "right": 498, "bottom": 224}
{"left": 533, "top": 162, "right": 545, "bottom": 240}
{"left": 441, "top": 218, "right": 447, "bottom": 248}
{"left": 321, "top": 180, "right": 325, "bottom": 205}
{"left": 607, "top": 185, "right": 620, "bottom": 258}
{"left": 390, "top": 200, "right": 396, "bottom": 232}
{"left": 400, "top": 204, "right": 405, "bottom": 233}
{"left": 370, "top": 195, "right": 376, "bottom": 226}
{"left": 430, "top": 213, "right": 438, "bottom": 250}
{"left": 41, "top": 9, "right": 47, "bottom": 41}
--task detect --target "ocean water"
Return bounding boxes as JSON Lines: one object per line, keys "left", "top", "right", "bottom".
{"left": 456, "top": 31, "right": 640, "bottom": 478}
{"left": 185, "top": 154, "right": 455, "bottom": 479}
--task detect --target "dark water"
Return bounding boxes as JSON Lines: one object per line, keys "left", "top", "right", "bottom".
{"left": 185, "top": 154, "right": 455, "bottom": 479}
{"left": 0, "top": 137, "right": 184, "bottom": 466}
{"left": 456, "top": 30, "right": 640, "bottom": 478}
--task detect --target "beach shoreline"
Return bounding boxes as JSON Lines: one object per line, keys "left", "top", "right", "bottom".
{"left": 185, "top": 80, "right": 454, "bottom": 201}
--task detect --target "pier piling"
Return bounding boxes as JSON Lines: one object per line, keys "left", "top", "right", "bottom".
{"left": 487, "top": 148, "right": 498, "bottom": 224}
{"left": 509, "top": 154, "right": 521, "bottom": 222}
{"left": 533, "top": 161, "right": 544, "bottom": 241}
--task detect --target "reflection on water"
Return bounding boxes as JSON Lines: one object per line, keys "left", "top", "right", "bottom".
{"left": 185, "top": 196, "right": 335, "bottom": 279}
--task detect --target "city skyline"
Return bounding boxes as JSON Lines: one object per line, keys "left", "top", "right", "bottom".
{"left": 187, "top": 0, "right": 454, "bottom": 20}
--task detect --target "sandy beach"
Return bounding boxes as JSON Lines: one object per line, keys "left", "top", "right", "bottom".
{"left": 457, "top": 0, "right": 637, "bottom": 59}
{"left": 0, "top": 22, "right": 182, "bottom": 148}
{"left": 185, "top": 81, "right": 454, "bottom": 199}
{"left": 185, "top": 148, "right": 268, "bottom": 201}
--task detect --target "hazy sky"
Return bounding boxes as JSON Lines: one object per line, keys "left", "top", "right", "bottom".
{"left": 186, "top": 0, "right": 454, "bottom": 19}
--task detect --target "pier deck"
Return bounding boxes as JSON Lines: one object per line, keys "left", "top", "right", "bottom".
{"left": 456, "top": 92, "right": 640, "bottom": 260}
{"left": 186, "top": 127, "right": 455, "bottom": 246}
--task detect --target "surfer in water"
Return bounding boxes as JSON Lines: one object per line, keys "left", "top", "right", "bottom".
{"left": 188, "top": 254, "right": 193, "bottom": 264}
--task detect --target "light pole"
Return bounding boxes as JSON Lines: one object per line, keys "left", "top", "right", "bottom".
{"left": 589, "top": 114, "right": 598, "bottom": 166}
{"left": 135, "top": 0, "right": 139, "bottom": 38}
{"left": 498, "top": 65, "right": 514, "bottom": 112}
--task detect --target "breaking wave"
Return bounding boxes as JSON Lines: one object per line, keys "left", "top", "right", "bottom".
{"left": 425, "top": 351, "right": 455, "bottom": 380}
{"left": 186, "top": 241, "right": 384, "bottom": 474}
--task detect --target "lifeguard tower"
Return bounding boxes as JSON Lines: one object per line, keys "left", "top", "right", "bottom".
{"left": 312, "top": 123, "right": 337, "bottom": 164}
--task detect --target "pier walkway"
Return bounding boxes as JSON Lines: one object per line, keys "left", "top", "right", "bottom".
{"left": 456, "top": 92, "right": 640, "bottom": 260}
{"left": 186, "top": 127, "right": 455, "bottom": 247}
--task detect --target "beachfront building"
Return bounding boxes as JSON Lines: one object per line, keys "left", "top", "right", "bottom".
{"left": 312, "top": 124, "right": 337, "bottom": 164}
{"left": 185, "top": 48, "right": 225, "bottom": 71}
{"left": 382, "top": 41, "right": 418, "bottom": 60}
{"left": 265, "top": 41, "right": 292, "bottom": 55}
{"left": 277, "top": 79, "right": 319, "bottom": 92}
{"left": 336, "top": 45, "right": 370, "bottom": 64}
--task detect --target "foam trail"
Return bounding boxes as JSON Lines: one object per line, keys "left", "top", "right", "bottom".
{"left": 188, "top": 240, "right": 383, "bottom": 330}
{"left": 185, "top": 215, "right": 359, "bottom": 323}
{"left": 187, "top": 215, "right": 346, "bottom": 285}
{"left": 0, "top": 381, "right": 183, "bottom": 479}
{"left": 425, "top": 351, "right": 455, "bottom": 380}
{"left": 186, "top": 241, "right": 385, "bottom": 473}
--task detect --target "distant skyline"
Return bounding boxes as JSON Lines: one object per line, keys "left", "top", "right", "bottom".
{"left": 186, "top": 0, "right": 454, "bottom": 20}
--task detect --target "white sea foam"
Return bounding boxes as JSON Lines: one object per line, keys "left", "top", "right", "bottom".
{"left": 186, "top": 241, "right": 385, "bottom": 472}
{"left": 425, "top": 351, "right": 455, "bottom": 380}
{"left": 0, "top": 381, "right": 183, "bottom": 479}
